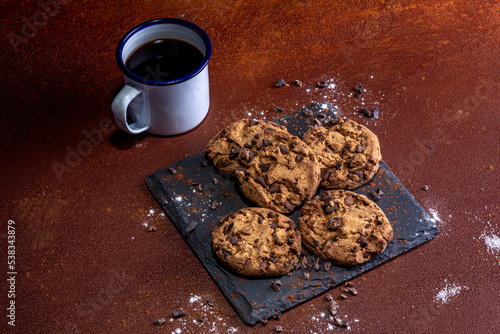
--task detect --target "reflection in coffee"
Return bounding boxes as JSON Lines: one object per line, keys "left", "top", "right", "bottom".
{"left": 125, "top": 38, "right": 204, "bottom": 82}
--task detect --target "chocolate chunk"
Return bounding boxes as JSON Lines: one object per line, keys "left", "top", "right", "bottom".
{"left": 172, "top": 310, "right": 186, "bottom": 318}
{"left": 279, "top": 144, "right": 289, "bottom": 154}
{"left": 268, "top": 256, "right": 277, "bottom": 264}
{"left": 267, "top": 211, "right": 275, "bottom": 218}
{"left": 324, "top": 261, "right": 332, "bottom": 271}
{"left": 288, "top": 238, "right": 295, "bottom": 245}
{"left": 270, "top": 281, "right": 281, "bottom": 292}
{"left": 147, "top": 226, "right": 157, "bottom": 232}
{"left": 206, "top": 299, "right": 215, "bottom": 307}
{"left": 261, "top": 139, "right": 272, "bottom": 148}
{"left": 260, "top": 261, "right": 268, "bottom": 271}
{"left": 275, "top": 78, "right": 287, "bottom": 87}
{"left": 354, "top": 84, "right": 364, "bottom": 97}
{"left": 229, "top": 146, "right": 241, "bottom": 159}
{"left": 356, "top": 145, "right": 363, "bottom": 153}
{"left": 314, "top": 257, "right": 321, "bottom": 271}
{"left": 313, "top": 240, "right": 320, "bottom": 247}
{"left": 359, "top": 236, "right": 368, "bottom": 248}
{"left": 240, "top": 148, "right": 255, "bottom": 163}
{"left": 293, "top": 79, "right": 302, "bottom": 87}
{"left": 276, "top": 325, "right": 284, "bottom": 332}
{"left": 295, "top": 154, "right": 304, "bottom": 162}
{"left": 191, "top": 181, "right": 202, "bottom": 191}
{"left": 248, "top": 120, "right": 259, "bottom": 126}
{"left": 347, "top": 287, "right": 358, "bottom": 295}
{"left": 300, "top": 256, "right": 308, "bottom": 268}
{"left": 321, "top": 168, "right": 333, "bottom": 180}
{"left": 223, "top": 222, "right": 233, "bottom": 235}
{"left": 361, "top": 108, "right": 373, "bottom": 118}
{"left": 369, "top": 189, "right": 381, "bottom": 201}
{"left": 167, "top": 167, "right": 177, "bottom": 175}
{"left": 324, "top": 203, "right": 338, "bottom": 214}
{"left": 198, "top": 317, "right": 205, "bottom": 323}
{"left": 335, "top": 161, "right": 343, "bottom": 170}
{"left": 258, "top": 216, "right": 263, "bottom": 224}
{"left": 274, "top": 106, "right": 284, "bottom": 112}
{"left": 328, "top": 217, "right": 342, "bottom": 230}
{"left": 344, "top": 195, "right": 354, "bottom": 206}
{"left": 288, "top": 221, "right": 296, "bottom": 229}
{"left": 269, "top": 183, "right": 280, "bottom": 194}
{"left": 255, "top": 175, "right": 267, "bottom": 187}
{"left": 422, "top": 185, "right": 429, "bottom": 191}
{"left": 222, "top": 250, "right": 231, "bottom": 259}
{"left": 329, "top": 298, "right": 339, "bottom": 316}
{"left": 317, "top": 80, "right": 328, "bottom": 88}
{"left": 284, "top": 200, "right": 295, "bottom": 212}
{"left": 154, "top": 318, "right": 166, "bottom": 326}
{"left": 303, "top": 109, "right": 313, "bottom": 117}
{"left": 185, "top": 221, "right": 197, "bottom": 237}
{"left": 216, "top": 158, "right": 229, "bottom": 169}
{"left": 333, "top": 317, "right": 348, "bottom": 327}
{"left": 226, "top": 235, "right": 238, "bottom": 245}
{"left": 372, "top": 107, "right": 379, "bottom": 119}
{"left": 270, "top": 222, "right": 276, "bottom": 229}
{"left": 259, "top": 162, "right": 271, "bottom": 172}
{"left": 354, "top": 170, "right": 364, "bottom": 181}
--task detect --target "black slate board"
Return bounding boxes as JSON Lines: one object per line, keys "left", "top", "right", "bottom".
{"left": 145, "top": 102, "right": 439, "bottom": 326}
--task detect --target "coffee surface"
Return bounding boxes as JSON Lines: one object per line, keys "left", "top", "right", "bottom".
{"left": 126, "top": 38, "right": 204, "bottom": 81}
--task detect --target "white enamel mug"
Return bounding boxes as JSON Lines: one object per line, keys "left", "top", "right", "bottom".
{"left": 112, "top": 18, "right": 212, "bottom": 136}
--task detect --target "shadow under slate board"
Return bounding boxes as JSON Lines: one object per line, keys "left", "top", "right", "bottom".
{"left": 145, "top": 102, "right": 439, "bottom": 326}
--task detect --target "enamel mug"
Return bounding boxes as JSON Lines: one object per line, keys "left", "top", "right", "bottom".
{"left": 112, "top": 18, "right": 212, "bottom": 136}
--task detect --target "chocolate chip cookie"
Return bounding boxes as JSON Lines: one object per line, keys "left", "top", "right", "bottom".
{"left": 206, "top": 119, "right": 320, "bottom": 213}
{"left": 298, "top": 190, "right": 393, "bottom": 266}
{"left": 301, "top": 117, "right": 381, "bottom": 189}
{"left": 212, "top": 207, "right": 301, "bottom": 276}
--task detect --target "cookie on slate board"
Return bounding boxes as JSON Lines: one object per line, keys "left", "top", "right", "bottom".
{"left": 206, "top": 119, "right": 320, "bottom": 214}
{"left": 298, "top": 190, "right": 393, "bottom": 266}
{"left": 212, "top": 207, "right": 301, "bottom": 277}
{"left": 301, "top": 117, "right": 381, "bottom": 189}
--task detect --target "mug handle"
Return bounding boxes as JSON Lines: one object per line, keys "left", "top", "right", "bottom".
{"left": 111, "top": 84, "right": 150, "bottom": 134}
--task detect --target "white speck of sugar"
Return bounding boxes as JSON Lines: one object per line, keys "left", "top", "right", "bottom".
{"left": 434, "top": 280, "right": 468, "bottom": 304}
{"left": 428, "top": 208, "right": 441, "bottom": 223}
{"left": 479, "top": 232, "right": 500, "bottom": 255}
{"left": 189, "top": 295, "right": 201, "bottom": 304}
{"left": 175, "top": 196, "right": 183, "bottom": 202}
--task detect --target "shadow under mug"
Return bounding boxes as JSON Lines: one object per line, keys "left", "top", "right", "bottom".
{"left": 112, "top": 18, "right": 212, "bottom": 136}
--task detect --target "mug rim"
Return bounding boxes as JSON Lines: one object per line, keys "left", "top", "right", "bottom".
{"left": 116, "top": 18, "right": 212, "bottom": 86}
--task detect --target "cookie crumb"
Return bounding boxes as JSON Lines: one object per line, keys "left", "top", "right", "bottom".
{"left": 354, "top": 84, "right": 364, "bottom": 97}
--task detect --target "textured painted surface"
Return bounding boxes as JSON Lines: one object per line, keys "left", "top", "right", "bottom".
{"left": 1, "top": 0, "right": 499, "bottom": 333}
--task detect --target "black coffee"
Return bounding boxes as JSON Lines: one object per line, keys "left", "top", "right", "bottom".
{"left": 125, "top": 38, "right": 204, "bottom": 81}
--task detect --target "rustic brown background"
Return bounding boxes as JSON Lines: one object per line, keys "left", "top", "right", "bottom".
{"left": 1, "top": 0, "right": 499, "bottom": 333}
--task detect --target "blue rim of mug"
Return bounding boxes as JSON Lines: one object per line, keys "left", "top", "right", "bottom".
{"left": 116, "top": 18, "right": 212, "bottom": 86}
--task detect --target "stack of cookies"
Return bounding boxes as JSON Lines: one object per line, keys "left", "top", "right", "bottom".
{"left": 207, "top": 117, "right": 393, "bottom": 277}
